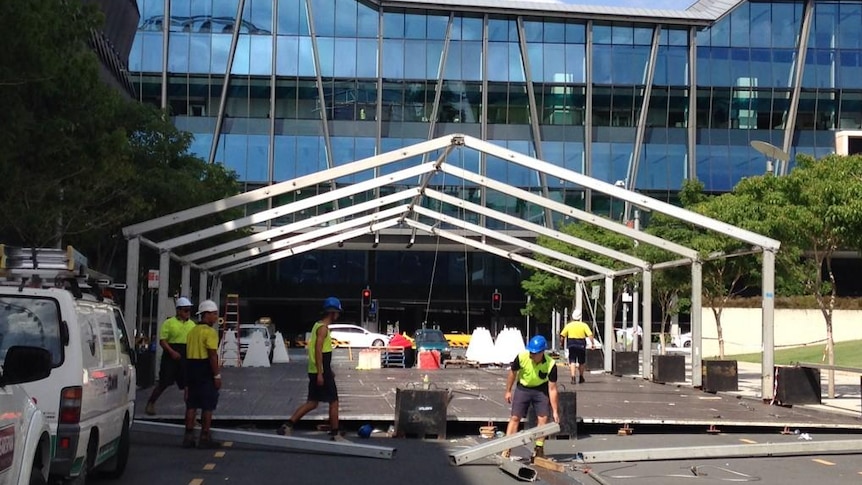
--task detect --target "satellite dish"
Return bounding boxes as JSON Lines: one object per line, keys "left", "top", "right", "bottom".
{"left": 750, "top": 140, "right": 790, "bottom": 162}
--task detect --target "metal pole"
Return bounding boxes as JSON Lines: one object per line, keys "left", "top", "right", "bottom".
{"left": 448, "top": 423, "right": 560, "bottom": 465}
{"left": 642, "top": 269, "right": 652, "bottom": 379}
{"left": 627, "top": 24, "right": 662, "bottom": 204}
{"left": 181, "top": 264, "right": 191, "bottom": 299}
{"left": 691, "top": 260, "right": 703, "bottom": 387}
{"left": 207, "top": 0, "right": 247, "bottom": 165}
{"left": 781, "top": 0, "right": 815, "bottom": 174}
{"left": 584, "top": 21, "right": 593, "bottom": 212}
{"left": 199, "top": 271, "right": 208, "bottom": 302}
{"left": 424, "top": 13, "right": 454, "bottom": 147}
{"left": 762, "top": 250, "right": 776, "bottom": 401}
{"left": 268, "top": 0, "right": 278, "bottom": 190}
{"left": 156, "top": 250, "right": 171, "bottom": 374}
{"left": 603, "top": 275, "right": 613, "bottom": 372}
{"left": 304, "top": 0, "right": 337, "bottom": 204}
{"left": 125, "top": 237, "right": 140, "bottom": 334}
{"left": 526, "top": 294, "right": 531, "bottom": 338}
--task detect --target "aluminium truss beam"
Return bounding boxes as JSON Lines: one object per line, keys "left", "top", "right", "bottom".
{"left": 461, "top": 136, "right": 781, "bottom": 251}
{"left": 406, "top": 220, "right": 582, "bottom": 282}
{"left": 217, "top": 218, "right": 402, "bottom": 275}
{"left": 159, "top": 163, "right": 434, "bottom": 250}
{"left": 412, "top": 205, "right": 613, "bottom": 276}
{"left": 133, "top": 421, "right": 395, "bottom": 460}
{"left": 576, "top": 439, "right": 862, "bottom": 464}
{"left": 203, "top": 205, "right": 410, "bottom": 270}
{"left": 122, "top": 136, "right": 455, "bottom": 237}
{"left": 399, "top": 145, "right": 454, "bottom": 224}
{"left": 440, "top": 164, "right": 699, "bottom": 258}
{"left": 182, "top": 189, "right": 421, "bottom": 262}
{"left": 424, "top": 188, "right": 648, "bottom": 269}
{"left": 448, "top": 423, "right": 560, "bottom": 465}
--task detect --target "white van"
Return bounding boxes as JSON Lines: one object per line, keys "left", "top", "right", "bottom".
{"left": 0, "top": 246, "right": 135, "bottom": 483}
{"left": 0, "top": 346, "right": 53, "bottom": 485}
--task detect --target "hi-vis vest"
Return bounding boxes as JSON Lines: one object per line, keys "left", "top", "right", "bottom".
{"left": 307, "top": 321, "right": 332, "bottom": 374}
{"left": 517, "top": 351, "right": 554, "bottom": 388}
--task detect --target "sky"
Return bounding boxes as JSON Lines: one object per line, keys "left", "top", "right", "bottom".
{"left": 556, "top": 0, "right": 693, "bottom": 8}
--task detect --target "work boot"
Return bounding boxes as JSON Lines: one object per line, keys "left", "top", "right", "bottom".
{"left": 532, "top": 445, "right": 545, "bottom": 461}
{"left": 329, "top": 430, "right": 346, "bottom": 442}
{"left": 570, "top": 376, "right": 576, "bottom": 384}
{"left": 145, "top": 402, "right": 156, "bottom": 416}
{"left": 182, "top": 430, "right": 196, "bottom": 448}
{"left": 277, "top": 421, "right": 294, "bottom": 436}
{"left": 579, "top": 375, "right": 586, "bottom": 384}
{"left": 198, "top": 433, "right": 222, "bottom": 449}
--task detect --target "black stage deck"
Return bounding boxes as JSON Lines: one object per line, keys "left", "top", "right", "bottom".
{"left": 136, "top": 349, "right": 862, "bottom": 431}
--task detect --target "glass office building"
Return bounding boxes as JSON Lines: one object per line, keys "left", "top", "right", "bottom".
{"left": 128, "top": 0, "right": 862, "bottom": 330}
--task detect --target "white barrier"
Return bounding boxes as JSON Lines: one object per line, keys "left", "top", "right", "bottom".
{"left": 243, "top": 332, "right": 271, "bottom": 367}
{"left": 272, "top": 331, "right": 291, "bottom": 363}
{"left": 220, "top": 330, "right": 240, "bottom": 367}
{"left": 465, "top": 327, "right": 497, "bottom": 365}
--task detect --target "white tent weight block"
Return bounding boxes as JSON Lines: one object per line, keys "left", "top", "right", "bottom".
{"left": 243, "top": 332, "right": 271, "bottom": 367}
{"left": 272, "top": 331, "right": 291, "bottom": 364}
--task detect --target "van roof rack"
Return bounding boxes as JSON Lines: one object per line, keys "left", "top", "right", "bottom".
{"left": 0, "top": 245, "right": 126, "bottom": 298}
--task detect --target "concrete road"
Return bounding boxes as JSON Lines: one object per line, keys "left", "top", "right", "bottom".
{"left": 96, "top": 428, "right": 862, "bottom": 485}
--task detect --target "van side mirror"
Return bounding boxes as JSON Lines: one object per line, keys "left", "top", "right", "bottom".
{"left": 1, "top": 346, "right": 52, "bottom": 385}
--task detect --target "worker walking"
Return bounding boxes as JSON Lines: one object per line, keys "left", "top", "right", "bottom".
{"left": 278, "top": 297, "right": 344, "bottom": 440}
{"left": 502, "top": 335, "right": 559, "bottom": 460}
{"left": 183, "top": 300, "right": 222, "bottom": 448}
{"left": 560, "top": 315, "right": 595, "bottom": 384}
{"left": 146, "top": 297, "right": 196, "bottom": 415}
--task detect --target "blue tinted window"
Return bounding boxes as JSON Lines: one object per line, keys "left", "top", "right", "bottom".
{"left": 356, "top": 39, "right": 377, "bottom": 78}
{"left": 333, "top": 38, "right": 357, "bottom": 77}
{"left": 168, "top": 33, "right": 189, "bottom": 73}
{"left": 487, "top": 43, "right": 509, "bottom": 82}
{"left": 564, "top": 142, "right": 585, "bottom": 173}
{"left": 461, "top": 17, "right": 483, "bottom": 41}
{"left": 772, "top": 49, "right": 795, "bottom": 88}
{"left": 655, "top": 46, "right": 688, "bottom": 86}
{"left": 247, "top": 135, "right": 269, "bottom": 182}
{"left": 250, "top": 36, "right": 272, "bottom": 75}
{"left": 296, "top": 136, "right": 327, "bottom": 175}
{"left": 565, "top": 44, "right": 586, "bottom": 83}
{"left": 427, "top": 15, "right": 448, "bottom": 40}
{"left": 593, "top": 25, "right": 612, "bottom": 44}
{"left": 810, "top": 2, "right": 837, "bottom": 49}
{"left": 443, "top": 41, "right": 462, "bottom": 79}
{"left": 838, "top": 3, "right": 862, "bottom": 49}
{"left": 462, "top": 41, "right": 482, "bottom": 81}
{"left": 188, "top": 34, "right": 211, "bottom": 74}
{"left": 544, "top": 21, "right": 565, "bottom": 43}
{"left": 527, "top": 44, "right": 543, "bottom": 81}
{"left": 593, "top": 45, "right": 613, "bottom": 84}
{"left": 748, "top": 2, "right": 771, "bottom": 48}
{"left": 276, "top": 36, "right": 298, "bottom": 75}
{"left": 311, "top": 0, "right": 335, "bottom": 36}
{"left": 317, "top": 37, "right": 334, "bottom": 77}
{"left": 566, "top": 22, "right": 585, "bottom": 43}
{"left": 524, "top": 21, "right": 542, "bottom": 43}
{"left": 382, "top": 39, "right": 404, "bottom": 77}
{"left": 188, "top": 133, "right": 212, "bottom": 160}
{"left": 729, "top": 2, "right": 750, "bottom": 48}
{"left": 709, "top": 15, "right": 730, "bottom": 47}
{"left": 543, "top": 44, "right": 565, "bottom": 83}
{"left": 278, "top": 0, "right": 307, "bottom": 35}
{"left": 334, "top": 0, "right": 358, "bottom": 37}
{"left": 405, "top": 13, "right": 426, "bottom": 39}
{"left": 383, "top": 11, "right": 404, "bottom": 38}
{"left": 244, "top": 0, "right": 273, "bottom": 33}
{"left": 839, "top": 51, "right": 862, "bottom": 89}
{"left": 427, "top": 41, "right": 444, "bottom": 78}
{"left": 633, "top": 27, "right": 652, "bottom": 46}
{"left": 509, "top": 43, "right": 525, "bottom": 82}
{"left": 488, "top": 19, "right": 509, "bottom": 42}
{"left": 404, "top": 40, "right": 426, "bottom": 79}
{"left": 772, "top": 3, "right": 800, "bottom": 48}
{"left": 274, "top": 136, "right": 297, "bottom": 181}
{"left": 231, "top": 36, "right": 251, "bottom": 75}
{"left": 357, "top": 3, "right": 377, "bottom": 37}
{"left": 211, "top": 34, "right": 231, "bottom": 72}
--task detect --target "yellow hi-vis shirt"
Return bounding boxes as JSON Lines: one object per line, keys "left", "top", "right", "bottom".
{"left": 561, "top": 320, "right": 593, "bottom": 340}
{"left": 186, "top": 324, "right": 219, "bottom": 360}
{"left": 307, "top": 321, "right": 332, "bottom": 374}
{"left": 159, "top": 316, "right": 196, "bottom": 344}
{"left": 516, "top": 351, "right": 555, "bottom": 388}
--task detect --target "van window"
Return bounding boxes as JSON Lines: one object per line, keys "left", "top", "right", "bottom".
{"left": 96, "top": 307, "right": 118, "bottom": 365}
{"left": 78, "top": 306, "right": 102, "bottom": 367}
{"left": 0, "top": 296, "right": 64, "bottom": 367}
{"left": 113, "top": 309, "right": 133, "bottom": 361}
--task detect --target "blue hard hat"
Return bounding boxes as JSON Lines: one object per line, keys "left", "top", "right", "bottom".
{"left": 358, "top": 424, "right": 373, "bottom": 439}
{"left": 526, "top": 335, "right": 547, "bottom": 353}
{"left": 322, "top": 296, "right": 342, "bottom": 312}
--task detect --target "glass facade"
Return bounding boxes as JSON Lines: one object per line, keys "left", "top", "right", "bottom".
{"left": 129, "top": 0, "right": 862, "bottom": 326}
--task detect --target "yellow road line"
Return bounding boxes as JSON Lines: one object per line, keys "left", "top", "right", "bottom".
{"left": 189, "top": 480, "right": 203, "bottom": 485}
{"left": 812, "top": 458, "right": 835, "bottom": 466}
{"left": 739, "top": 438, "right": 758, "bottom": 444}
{"left": 222, "top": 441, "right": 233, "bottom": 447}
{"left": 214, "top": 451, "right": 226, "bottom": 458}
{"left": 203, "top": 463, "right": 216, "bottom": 471}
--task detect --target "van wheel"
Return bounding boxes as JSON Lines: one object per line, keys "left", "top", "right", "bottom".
{"left": 28, "top": 457, "right": 47, "bottom": 485}
{"left": 99, "top": 416, "right": 130, "bottom": 478}
{"left": 66, "top": 435, "right": 96, "bottom": 485}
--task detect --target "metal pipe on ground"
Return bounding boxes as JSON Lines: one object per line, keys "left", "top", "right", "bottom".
{"left": 499, "top": 458, "right": 538, "bottom": 482}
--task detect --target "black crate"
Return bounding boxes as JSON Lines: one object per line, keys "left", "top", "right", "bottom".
{"left": 135, "top": 351, "right": 155, "bottom": 388}
{"left": 651, "top": 354, "right": 686, "bottom": 383}
{"left": 526, "top": 390, "right": 577, "bottom": 440}
{"left": 394, "top": 389, "right": 449, "bottom": 439}
{"left": 586, "top": 348, "right": 604, "bottom": 370}
{"left": 775, "top": 366, "right": 821, "bottom": 405}
{"left": 702, "top": 360, "right": 738, "bottom": 392}
{"left": 612, "top": 351, "right": 639, "bottom": 376}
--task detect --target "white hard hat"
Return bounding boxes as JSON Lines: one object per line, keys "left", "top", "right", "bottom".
{"left": 197, "top": 300, "right": 219, "bottom": 315}
{"left": 175, "top": 297, "right": 193, "bottom": 308}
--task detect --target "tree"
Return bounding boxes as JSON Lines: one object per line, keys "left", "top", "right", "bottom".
{"left": 770, "top": 154, "right": 862, "bottom": 397}
{"left": 0, "top": 1, "right": 136, "bottom": 248}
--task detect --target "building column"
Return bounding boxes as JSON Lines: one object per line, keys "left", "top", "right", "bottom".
{"left": 584, "top": 21, "right": 594, "bottom": 212}
{"left": 687, "top": 26, "right": 698, "bottom": 180}
{"left": 207, "top": 0, "right": 247, "bottom": 165}
{"left": 761, "top": 250, "right": 776, "bottom": 400}
{"left": 641, "top": 269, "right": 653, "bottom": 379}
{"left": 691, "top": 260, "right": 703, "bottom": 387}
{"left": 781, "top": 0, "right": 815, "bottom": 174}
{"left": 603, "top": 275, "right": 614, "bottom": 372}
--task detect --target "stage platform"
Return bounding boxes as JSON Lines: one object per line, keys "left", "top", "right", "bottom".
{"left": 135, "top": 349, "right": 862, "bottom": 432}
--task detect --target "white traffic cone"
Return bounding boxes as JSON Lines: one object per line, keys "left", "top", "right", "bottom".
{"left": 271, "top": 331, "right": 291, "bottom": 363}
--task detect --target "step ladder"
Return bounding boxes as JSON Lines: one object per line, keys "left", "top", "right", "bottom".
{"left": 220, "top": 294, "right": 241, "bottom": 367}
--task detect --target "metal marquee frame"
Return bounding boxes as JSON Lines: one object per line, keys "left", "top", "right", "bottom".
{"left": 122, "top": 134, "right": 781, "bottom": 398}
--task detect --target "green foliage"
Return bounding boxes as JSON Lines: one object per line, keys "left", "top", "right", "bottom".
{"left": 725, "top": 339, "right": 862, "bottom": 367}
{"left": 0, "top": 1, "right": 241, "bottom": 273}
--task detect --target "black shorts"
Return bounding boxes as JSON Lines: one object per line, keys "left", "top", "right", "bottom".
{"left": 568, "top": 342, "right": 587, "bottom": 365}
{"left": 185, "top": 360, "right": 219, "bottom": 411}
{"left": 511, "top": 385, "right": 551, "bottom": 419}
{"left": 159, "top": 344, "right": 186, "bottom": 390}
{"left": 307, "top": 372, "right": 338, "bottom": 403}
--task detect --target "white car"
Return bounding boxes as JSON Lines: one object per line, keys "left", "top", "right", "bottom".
{"left": 327, "top": 324, "right": 389, "bottom": 348}
{"left": 0, "top": 346, "right": 53, "bottom": 485}
{"left": 672, "top": 332, "right": 692, "bottom": 348}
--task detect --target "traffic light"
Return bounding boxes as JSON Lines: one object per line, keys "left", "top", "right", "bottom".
{"left": 361, "top": 288, "right": 372, "bottom": 307}
{"left": 491, "top": 290, "right": 502, "bottom": 311}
